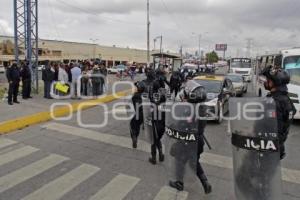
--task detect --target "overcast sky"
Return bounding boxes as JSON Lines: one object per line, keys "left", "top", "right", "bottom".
{"left": 0, "top": 0, "right": 300, "bottom": 57}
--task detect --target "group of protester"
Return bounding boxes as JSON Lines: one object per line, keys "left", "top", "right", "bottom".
{"left": 5, "top": 60, "right": 108, "bottom": 105}
{"left": 42, "top": 60, "right": 107, "bottom": 99}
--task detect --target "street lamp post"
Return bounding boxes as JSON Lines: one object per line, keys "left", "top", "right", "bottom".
{"left": 89, "top": 38, "right": 98, "bottom": 61}
{"left": 147, "top": 0, "right": 150, "bottom": 67}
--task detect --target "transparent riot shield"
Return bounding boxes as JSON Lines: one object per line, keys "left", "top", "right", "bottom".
{"left": 229, "top": 97, "right": 282, "bottom": 200}
{"left": 162, "top": 102, "right": 200, "bottom": 190}
{"left": 142, "top": 95, "right": 155, "bottom": 145}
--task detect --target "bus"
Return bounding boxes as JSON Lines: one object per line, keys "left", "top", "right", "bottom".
{"left": 255, "top": 48, "right": 300, "bottom": 119}
{"left": 229, "top": 58, "right": 253, "bottom": 82}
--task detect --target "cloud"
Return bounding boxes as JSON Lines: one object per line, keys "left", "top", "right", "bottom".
{"left": 0, "top": 0, "right": 299, "bottom": 57}
{"left": 0, "top": 19, "right": 13, "bottom": 35}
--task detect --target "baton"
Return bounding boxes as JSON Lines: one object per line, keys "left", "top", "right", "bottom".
{"left": 202, "top": 134, "right": 212, "bottom": 150}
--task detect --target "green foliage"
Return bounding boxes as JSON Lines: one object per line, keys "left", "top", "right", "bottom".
{"left": 206, "top": 51, "right": 219, "bottom": 63}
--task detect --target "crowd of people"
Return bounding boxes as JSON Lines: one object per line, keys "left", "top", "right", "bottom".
{"left": 5, "top": 60, "right": 108, "bottom": 105}
{"left": 42, "top": 60, "right": 107, "bottom": 99}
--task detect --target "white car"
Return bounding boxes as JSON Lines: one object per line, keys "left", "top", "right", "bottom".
{"left": 107, "top": 66, "right": 119, "bottom": 74}
{"left": 226, "top": 74, "right": 248, "bottom": 97}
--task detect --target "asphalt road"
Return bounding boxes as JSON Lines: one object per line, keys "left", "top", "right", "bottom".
{"left": 0, "top": 69, "right": 299, "bottom": 200}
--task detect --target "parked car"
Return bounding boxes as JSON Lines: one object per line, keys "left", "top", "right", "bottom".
{"left": 108, "top": 65, "right": 127, "bottom": 74}
{"left": 226, "top": 73, "right": 248, "bottom": 97}
{"left": 193, "top": 75, "right": 235, "bottom": 123}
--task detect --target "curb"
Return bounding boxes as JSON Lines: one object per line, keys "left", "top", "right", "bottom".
{"left": 0, "top": 90, "right": 132, "bottom": 134}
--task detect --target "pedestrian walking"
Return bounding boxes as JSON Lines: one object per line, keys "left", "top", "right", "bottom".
{"left": 6, "top": 63, "right": 21, "bottom": 105}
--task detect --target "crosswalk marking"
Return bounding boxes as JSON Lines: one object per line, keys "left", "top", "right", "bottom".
{"left": 0, "top": 154, "right": 68, "bottom": 193}
{"left": 22, "top": 164, "right": 99, "bottom": 200}
{"left": 0, "top": 146, "right": 39, "bottom": 167}
{"left": 154, "top": 186, "right": 188, "bottom": 200}
{"left": 0, "top": 138, "right": 17, "bottom": 149}
{"left": 42, "top": 122, "right": 151, "bottom": 153}
{"left": 89, "top": 174, "right": 140, "bottom": 200}
{"left": 43, "top": 122, "right": 300, "bottom": 185}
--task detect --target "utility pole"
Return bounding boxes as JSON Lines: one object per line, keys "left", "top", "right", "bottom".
{"left": 89, "top": 38, "right": 98, "bottom": 61}
{"left": 198, "top": 34, "right": 202, "bottom": 62}
{"left": 246, "top": 38, "right": 253, "bottom": 58}
{"left": 147, "top": 0, "right": 150, "bottom": 67}
{"left": 14, "top": 0, "right": 39, "bottom": 93}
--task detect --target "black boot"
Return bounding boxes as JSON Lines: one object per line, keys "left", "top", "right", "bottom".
{"left": 158, "top": 142, "right": 164, "bottom": 162}
{"left": 149, "top": 145, "right": 157, "bottom": 165}
{"left": 169, "top": 181, "right": 184, "bottom": 191}
{"left": 199, "top": 174, "right": 212, "bottom": 194}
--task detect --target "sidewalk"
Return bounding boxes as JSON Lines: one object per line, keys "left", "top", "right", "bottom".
{"left": 0, "top": 74, "right": 144, "bottom": 134}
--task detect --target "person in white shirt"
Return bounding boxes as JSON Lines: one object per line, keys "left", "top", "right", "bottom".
{"left": 71, "top": 63, "right": 82, "bottom": 98}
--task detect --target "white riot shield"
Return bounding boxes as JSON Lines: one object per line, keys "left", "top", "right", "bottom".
{"left": 163, "top": 102, "right": 200, "bottom": 187}
{"left": 230, "top": 97, "right": 282, "bottom": 200}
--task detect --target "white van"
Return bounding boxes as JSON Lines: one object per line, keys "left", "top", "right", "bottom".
{"left": 229, "top": 58, "right": 253, "bottom": 82}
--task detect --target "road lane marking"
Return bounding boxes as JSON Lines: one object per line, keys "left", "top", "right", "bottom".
{"left": 0, "top": 146, "right": 39, "bottom": 166}
{"left": 154, "top": 186, "right": 188, "bottom": 200}
{"left": 42, "top": 123, "right": 150, "bottom": 153}
{"left": 43, "top": 123, "right": 300, "bottom": 185}
{"left": 0, "top": 154, "right": 68, "bottom": 193}
{"left": 0, "top": 138, "right": 17, "bottom": 149}
{"left": 89, "top": 174, "right": 140, "bottom": 200}
{"left": 22, "top": 164, "right": 99, "bottom": 200}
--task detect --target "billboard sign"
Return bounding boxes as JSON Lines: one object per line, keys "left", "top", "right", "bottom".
{"left": 215, "top": 44, "right": 227, "bottom": 51}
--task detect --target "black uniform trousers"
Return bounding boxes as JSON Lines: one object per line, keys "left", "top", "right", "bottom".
{"left": 22, "top": 79, "right": 31, "bottom": 98}
{"left": 8, "top": 81, "right": 20, "bottom": 103}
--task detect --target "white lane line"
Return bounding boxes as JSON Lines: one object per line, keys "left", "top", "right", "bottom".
{"left": 43, "top": 123, "right": 300, "bottom": 185}
{"left": 22, "top": 164, "right": 99, "bottom": 200}
{"left": 0, "top": 138, "right": 18, "bottom": 149}
{"left": 0, "top": 154, "right": 68, "bottom": 193}
{"left": 42, "top": 122, "right": 150, "bottom": 153}
{"left": 0, "top": 146, "right": 39, "bottom": 166}
{"left": 154, "top": 186, "right": 188, "bottom": 200}
{"left": 89, "top": 174, "right": 140, "bottom": 200}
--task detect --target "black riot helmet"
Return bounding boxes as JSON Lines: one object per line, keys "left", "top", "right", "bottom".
{"left": 146, "top": 68, "right": 155, "bottom": 81}
{"left": 183, "top": 80, "right": 207, "bottom": 103}
{"left": 261, "top": 65, "right": 290, "bottom": 87}
{"left": 134, "top": 81, "right": 146, "bottom": 93}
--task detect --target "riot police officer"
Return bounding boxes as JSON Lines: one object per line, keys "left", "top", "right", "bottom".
{"left": 169, "top": 70, "right": 182, "bottom": 98}
{"left": 142, "top": 68, "right": 166, "bottom": 165}
{"left": 261, "top": 65, "right": 296, "bottom": 159}
{"left": 129, "top": 81, "right": 145, "bottom": 148}
{"left": 167, "top": 80, "right": 212, "bottom": 194}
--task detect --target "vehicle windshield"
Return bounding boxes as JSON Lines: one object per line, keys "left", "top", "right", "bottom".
{"left": 231, "top": 62, "right": 251, "bottom": 69}
{"left": 227, "top": 75, "right": 243, "bottom": 82}
{"left": 284, "top": 56, "right": 300, "bottom": 85}
{"left": 195, "top": 80, "right": 221, "bottom": 93}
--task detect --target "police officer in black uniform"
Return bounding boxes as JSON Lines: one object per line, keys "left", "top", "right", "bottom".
{"left": 169, "top": 70, "right": 182, "bottom": 98}
{"left": 129, "top": 81, "right": 145, "bottom": 148}
{"left": 20, "top": 61, "right": 32, "bottom": 99}
{"left": 6, "top": 63, "right": 21, "bottom": 105}
{"left": 262, "top": 64, "right": 296, "bottom": 159}
{"left": 168, "top": 81, "right": 212, "bottom": 194}
{"left": 141, "top": 68, "right": 166, "bottom": 164}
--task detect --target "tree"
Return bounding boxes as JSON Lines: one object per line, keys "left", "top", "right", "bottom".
{"left": 206, "top": 51, "right": 219, "bottom": 63}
